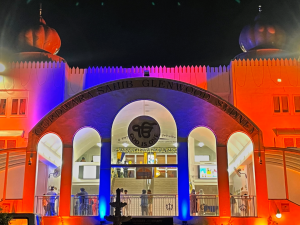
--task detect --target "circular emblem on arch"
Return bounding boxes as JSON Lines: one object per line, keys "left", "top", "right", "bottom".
{"left": 128, "top": 116, "right": 160, "bottom": 148}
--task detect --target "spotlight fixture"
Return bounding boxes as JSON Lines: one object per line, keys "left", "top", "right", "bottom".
{"left": 122, "top": 143, "right": 129, "bottom": 147}
{"left": 0, "top": 63, "right": 5, "bottom": 72}
{"left": 198, "top": 142, "right": 204, "bottom": 147}
{"left": 277, "top": 78, "right": 282, "bottom": 82}
{"left": 276, "top": 208, "right": 282, "bottom": 218}
{"left": 28, "top": 153, "right": 33, "bottom": 166}
{"left": 97, "top": 143, "right": 102, "bottom": 147}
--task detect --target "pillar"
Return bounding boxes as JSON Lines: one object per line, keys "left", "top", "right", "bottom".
{"left": 22, "top": 151, "right": 38, "bottom": 213}
{"left": 99, "top": 141, "right": 111, "bottom": 220}
{"left": 253, "top": 150, "right": 269, "bottom": 218}
{"left": 58, "top": 145, "right": 73, "bottom": 216}
{"left": 177, "top": 140, "right": 191, "bottom": 221}
{"left": 216, "top": 146, "right": 230, "bottom": 218}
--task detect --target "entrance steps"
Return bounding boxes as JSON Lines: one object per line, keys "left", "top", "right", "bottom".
{"left": 112, "top": 178, "right": 147, "bottom": 194}
{"left": 153, "top": 178, "right": 178, "bottom": 194}
{"left": 112, "top": 178, "right": 178, "bottom": 194}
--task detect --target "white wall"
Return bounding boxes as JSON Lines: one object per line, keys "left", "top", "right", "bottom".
{"left": 0, "top": 170, "right": 5, "bottom": 200}
{"left": 35, "top": 161, "right": 48, "bottom": 196}
{"left": 266, "top": 163, "right": 286, "bottom": 199}
{"left": 5, "top": 165, "right": 25, "bottom": 199}
{"left": 287, "top": 168, "right": 300, "bottom": 204}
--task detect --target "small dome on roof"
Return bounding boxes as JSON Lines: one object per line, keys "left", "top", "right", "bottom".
{"left": 18, "top": 8, "right": 61, "bottom": 55}
{"left": 239, "top": 6, "right": 285, "bottom": 52}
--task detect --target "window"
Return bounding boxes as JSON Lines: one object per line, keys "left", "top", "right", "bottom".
{"left": 283, "top": 137, "right": 300, "bottom": 148}
{"left": 273, "top": 96, "right": 280, "bottom": 112}
{"left": 11, "top": 99, "right": 27, "bottom": 116}
{"left": 7, "top": 140, "right": 16, "bottom": 149}
{"left": 0, "top": 140, "right": 17, "bottom": 149}
{"left": 273, "top": 96, "right": 289, "bottom": 113}
{"left": 294, "top": 96, "right": 300, "bottom": 112}
{"left": 0, "top": 140, "right": 5, "bottom": 149}
{"left": 284, "top": 138, "right": 294, "bottom": 148}
{"left": 0, "top": 99, "right": 6, "bottom": 115}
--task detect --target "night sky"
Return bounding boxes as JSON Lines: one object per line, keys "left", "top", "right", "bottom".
{"left": 0, "top": 0, "right": 300, "bottom": 68}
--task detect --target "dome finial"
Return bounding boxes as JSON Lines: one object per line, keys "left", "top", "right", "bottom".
{"left": 39, "top": 3, "right": 42, "bottom": 17}
{"left": 258, "top": 5, "right": 262, "bottom": 12}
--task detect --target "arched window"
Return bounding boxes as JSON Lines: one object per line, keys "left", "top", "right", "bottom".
{"left": 227, "top": 132, "right": 256, "bottom": 217}
{"left": 111, "top": 100, "right": 178, "bottom": 216}
{"left": 71, "top": 127, "right": 101, "bottom": 216}
{"left": 35, "top": 133, "right": 63, "bottom": 216}
{"left": 188, "top": 127, "right": 219, "bottom": 216}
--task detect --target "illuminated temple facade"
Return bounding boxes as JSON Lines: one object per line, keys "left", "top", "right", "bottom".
{"left": 1, "top": 8, "right": 300, "bottom": 225}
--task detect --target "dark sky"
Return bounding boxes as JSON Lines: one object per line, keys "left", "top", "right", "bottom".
{"left": 0, "top": 0, "right": 300, "bottom": 68}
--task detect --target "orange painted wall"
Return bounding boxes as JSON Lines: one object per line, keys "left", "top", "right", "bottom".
{"left": 231, "top": 59, "right": 300, "bottom": 148}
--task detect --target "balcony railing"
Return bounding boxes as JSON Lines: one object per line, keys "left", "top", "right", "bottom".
{"left": 190, "top": 195, "right": 219, "bottom": 216}
{"left": 230, "top": 195, "right": 256, "bottom": 217}
{"left": 71, "top": 195, "right": 99, "bottom": 216}
{"left": 110, "top": 194, "right": 178, "bottom": 216}
{"left": 35, "top": 195, "right": 59, "bottom": 216}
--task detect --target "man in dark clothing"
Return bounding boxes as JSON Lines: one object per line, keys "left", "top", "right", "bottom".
{"left": 141, "top": 189, "right": 148, "bottom": 216}
{"left": 76, "top": 188, "right": 89, "bottom": 215}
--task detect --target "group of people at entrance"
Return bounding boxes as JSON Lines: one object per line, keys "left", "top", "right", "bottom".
{"left": 74, "top": 188, "right": 98, "bottom": 216}
{"left": 140, "top": 189, "right": 153, "bottom": 216}
{"left": 190, "top": 189, "right": 208, "bottom": 216}
{"left": 118, "top": 188, "right": 153, "bottom": 216}
{"left": 42, "top": 187, "right": 58, "bottom": 216}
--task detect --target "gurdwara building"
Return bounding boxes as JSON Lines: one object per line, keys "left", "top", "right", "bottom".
{"left": 0, "top": 7, "right": 300, "bottom": 225}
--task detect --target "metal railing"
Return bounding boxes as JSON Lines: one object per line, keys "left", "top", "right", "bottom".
{"left": 35, "top": 195, "right": 59, "bottom": 216}
{"left": 71, "top": 195, "right": 99, "bottom": 216}
{"left": 230, "top": 195, "right": 256, "bottom": 217}
{"left": 190, "top": 195, "right": 219, "bottom": 216}
{"left": 110, "top": 194, "right": 178, "bottom": 216}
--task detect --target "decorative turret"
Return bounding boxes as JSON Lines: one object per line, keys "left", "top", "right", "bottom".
{"left": 239, "top": 5, "right": 285, "bottom": 52}
{"left": 15, "top": 4, "right": 64, "bottom": 62}
{"left": 234, "top": 6, "right": 289, "bottom": 60}
{"left": 18, "top": 5, "right": 61, "bottom": 54}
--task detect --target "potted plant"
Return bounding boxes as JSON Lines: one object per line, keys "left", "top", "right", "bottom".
{"left": 0, "top": 206, "right": 12, "bottom": 225}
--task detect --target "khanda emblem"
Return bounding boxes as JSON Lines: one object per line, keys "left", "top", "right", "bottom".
{"left": 132, "top": 122, "right": 158, "bottom": 138}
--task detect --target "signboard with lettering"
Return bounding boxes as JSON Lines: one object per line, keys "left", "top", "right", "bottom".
{"left": 122, "top": 217, "right": 173, "bottom": 225}
{"left": 33, "top": 78, "right": 259, "bottom": 138}
{"left": 128, "top": 116, "right": 160, "bottom": 148}
{"left": 136, "top": 167, "right": 152, "bottom": 179}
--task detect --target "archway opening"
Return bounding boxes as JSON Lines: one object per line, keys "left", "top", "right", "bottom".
{"left": 71, "top": 127, "right": 101, "bottom": 216}
{"left": 188, "top": 127, "right": 219, "bottom": 216}
{"left": 227, "top": 132, "right": 256, "bottom": 217}
{"left": 111, "top": 100, "right": 178, "bottom": 216}
{"left": 35, "top": 133, "right": 63, "bottom": 216}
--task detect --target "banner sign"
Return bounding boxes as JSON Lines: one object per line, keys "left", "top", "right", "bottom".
{"left": 128, "top": 116, "right": 160, "bottom": 148}
{"left": 123, "top": 217, "right": 173, "bottom": 225}
{"left": 115, "top": 147, "right": 177, "bottom": 153}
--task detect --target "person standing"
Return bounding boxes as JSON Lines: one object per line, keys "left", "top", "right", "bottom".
{"left": 123, "top": 190, "right": 131, "bottom": 216}
{"left": 46, "top": 187, "right": 57, "bottom": 216}
{"left": 147, "top": 190, "right": 153, "bottom": 216}
{"left": 42, "top": 194, "right": 49, "bottom": 216}
{"left": 92, "top": 195, "right": 98, "bottom": 216}
{"left": 230, "top": 194, "right": 236, "bottom": 216}
{"left": 140, "top": 190, "right": 148, "bottom": 216}
{"left": 198, "top": 189, "right": 205, "bottom": 215}
{"left": 190, "top": 189, "right": 196, "bottom": 216}
{"left": 76, "top": 188, "right": 89, "bottom": 215}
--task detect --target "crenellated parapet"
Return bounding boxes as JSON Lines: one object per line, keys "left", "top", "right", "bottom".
{"left": 9, "top": 61, "right": 64, "bottom": 69}
{"left": 231, "top": 58, "right": 300, "bottom": 89}
{"left": 67, "top": 65, "right": 231, "bottom": 101}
